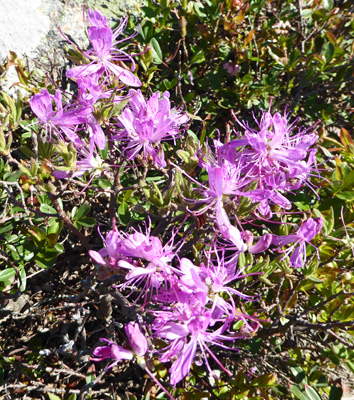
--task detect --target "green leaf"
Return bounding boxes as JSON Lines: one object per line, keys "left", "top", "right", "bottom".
{"left": 47, "top": 394, "right": 62, "bottom": 400}
{"left": 97, "top": 178, "right": 112, "bottom": 190}
{"left": 318, "top": 245, "right": 335, "bottom": 259}
{"left": 74, "top": 203, "right": 90, "bottom": 220}
{"left": 325, "top": 206, "right": 334, "bottom": 234}
{"left": 259, "top": 275, "right": 274, "bottom": 286}
{"left": 340, "top": 128, "right": 353, "bottom": 150}
{"left": 141, "top": 181, "right": 164, "bottom": 207}
{"left": 0, "top": 221, "right": 14, "bottom": 235}
{"left": 343, "top": 170, "right": 354, "bottom": 188}
{"left": 346, "top": 360, "right": 354, "bottom": 373}
{"left": 333, "top": 170, "right": 354, "bottom": 195}
{"left": 251, "top": 373, "right": 277, "bottom": 387}
{"left": 35, "top": 249, "right": 58, "bottom": 269}
{"left": 27, "top": 226, "right": 47, "bottom": 245}
{"left": 19, "top": 267, "right": 26, "bottom": 292}
{"left": 323, "top": 42, "right": 335, "bottom": 64}
{"left": 118, "top": 201, "right": 131, "bottom": 225}
{"left": 194, "top": 1, "right": 207, "bottom": 18}
{"left": 6, "top": 170, "right": 22, "bottom": 182}
{"left": 40, "top": 204, "right": 57, "bottom": 215}
{"left": 85, "top": 372, "right": 95, "bottom": 384}
{"left": 304, "top": 385, "right": 322, "bottom": 400}
{"left": 290, "top": 365, "right": 306, "bottom": 382}
{"left": 78, "top": 217, "right": 96, "bottom": 228}
{"left": 306, "top": 275, "right": 323, "bottom": 284}
{"left": 238, "top": 252, "right": 246, "bottom": 269}
{"left": 0, "top": 268, "right": 16, "bottom": 282}
{"left": 336, "top": 191, "right": 354, "bottom": 201}
{"left": 323, "top": 0, "right": 333, "bottom": 10}
{"left": 150, "top": 38, "right": 163, "bottom": 64}
{"left": 290, "top": 385, "right": 310, "bottom": 400}
{"left": 47, "top": 218, "right": 63, "bottom": 235}
{"left": 302, "top": 8, "right": 313, "bottom": 18}
{"left": 46, "top": 233, "right": 59, "bottom": 248}
{"left": 190, "top": 51, "right": 205, "bottom": 65}
{"left": 55, "top": 243, "right": 64, "bottom": 254}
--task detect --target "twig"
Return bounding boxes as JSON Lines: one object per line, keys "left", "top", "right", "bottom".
{"left": 108, "top": 166, "right": 121, "bottom": 224}
{"left": 327, "top": 329, "right": 354, "bottom": 349}
{"left": 31, "top": 130, "right": 38, "bottom": 162}
{"left": 0, "top": 180, "right": 58, "bottom": 218}
{"left": 274, "top": 274, "right": 285, "bottom": 318}
{"left": 1, "top": 383, "right": 81, "bottom": 395}
{"left": 282, "top": 276, "right": 304, "bottom": 312}
{"left": 21, "top": 363, "right": 86, "bottom": 379}
{"left": 1, "top": 180, "right": 33, "bottom": 224}
{"left": 299, "top": 290, "right": 354, "bottom": 316}
{"left": 47, "top": 193, "right": 90, "bottom": 250}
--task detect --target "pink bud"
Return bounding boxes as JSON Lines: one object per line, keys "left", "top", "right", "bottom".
{"left": 248, "top": 233, "right": 272, "bottom": 254}
{"left": 125, "top": 322, "right": 148, "bottom": 356}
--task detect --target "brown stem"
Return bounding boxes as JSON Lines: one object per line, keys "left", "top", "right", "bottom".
{"left": 48, "top": 193, "right": 90, "bottom": 251}
{"left": 300, "top": 290, "right": 354, "bottom": 316}
{"left": 108, "top": 166, "right": 121, "bottom": 224}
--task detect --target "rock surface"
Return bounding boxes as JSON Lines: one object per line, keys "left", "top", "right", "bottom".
{"left": 0, "top": 0, "right": 144, "bottom": 92}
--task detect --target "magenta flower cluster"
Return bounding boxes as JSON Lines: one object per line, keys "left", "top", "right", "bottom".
{"left": 30, "top": 9, "right": 188, "bottom": 177}
{"left": 29, "top": 7, "right": 323, "bottom": 392}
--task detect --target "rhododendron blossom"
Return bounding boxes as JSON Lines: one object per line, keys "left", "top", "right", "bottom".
{"left": 272, "top": 217, "right": 323, "bottom": 268}
{"left": 66, "top": 11, "right": 141, "bottom": 87}
{"left": 91, "top": 322, "right": 147, "bottom": 369}
{"left": 30, "top": 89, "right": 90, "bottom": 146}
{"left": 27, "top": 5, "right": 328, "bottom": 392}
{"left": 114, "top": 89, "right": 189, "bottom": 167}
{"left": 153, "top": 303, "right": 245, "bottom": 385}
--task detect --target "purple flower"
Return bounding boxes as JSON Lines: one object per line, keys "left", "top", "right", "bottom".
{"left": 272, "top": 217, "right": 323, "bottom": 268}
{"left": 89, "top": 225, "right": 124, "bottom": 269}
{"left": 67, "top": 11, "right": 141, "bottom": 87}
{"left": 242, "top": 231, "right": 272, "bottom": 254}
{"left": 30, "top": 89, "right": 91, "bottom": 146}
{"left": 76, "top": 75, "right": 126, "bottom": 108}
{"left": 87, "top": 8, "right": 108, "bottom": 28}
{"left": 114, "top": 90, "right": 189, "bottom": 167}
{"left": 90, "top": 221, "right": 181, "bottom": 303}
{"left": 117, "top": 227, "right": 182, "bottom": 303}
{"left": 91, "top": 322, "right": 147, "bottom": 369}
{"left": 91, "top": 338, "right": 133, "bottom": 366}
{"left": 53, "top": 138, "right": 104, "bottom": 180}
{"left": 215, "top": 200, "right": 247, "bottom": 252}
{"left": 125, "top": 322, "right": 148, "bottom": 356}
{"left": 223, "top": 62, "right": 240, "bottom": 76}
{"left": 220, "top": 106, "right": 320, "bottom": 215}
{"left": 177, "top": 254, "right": 259, "bottom": 321}
{"left": 153, "top": 303, "right": 243, "bottom": 385}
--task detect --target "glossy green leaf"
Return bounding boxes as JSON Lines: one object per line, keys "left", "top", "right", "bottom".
{"left": 74, "top": 203, "right": 90, "bottom": 220}
{"left": 118, "top": 201, "right": 131, "bottom": 225}
{"left": 150, "top": 38, "right": 163, "bottom": 64}
{"left": 290, "top": 385, "right": 310, "bottom": 400}
{"left": 0, "top": 268, "right": 16, "bottom": 282}
{"left": 78, "top": 217, "right": 96, "bottom": 227}
{"left": 323, "top": 0, "right": 333, "bottom": 10}
{"left": 323, "top": 42, "right": 335, "bottom": 64}
{"left": 304, "top": 385, "right": 322, "bottom": 400}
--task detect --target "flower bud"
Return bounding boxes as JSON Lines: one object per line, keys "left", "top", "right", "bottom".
{"left": 125, "top": 322, "right": 148, "bottom": 356}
